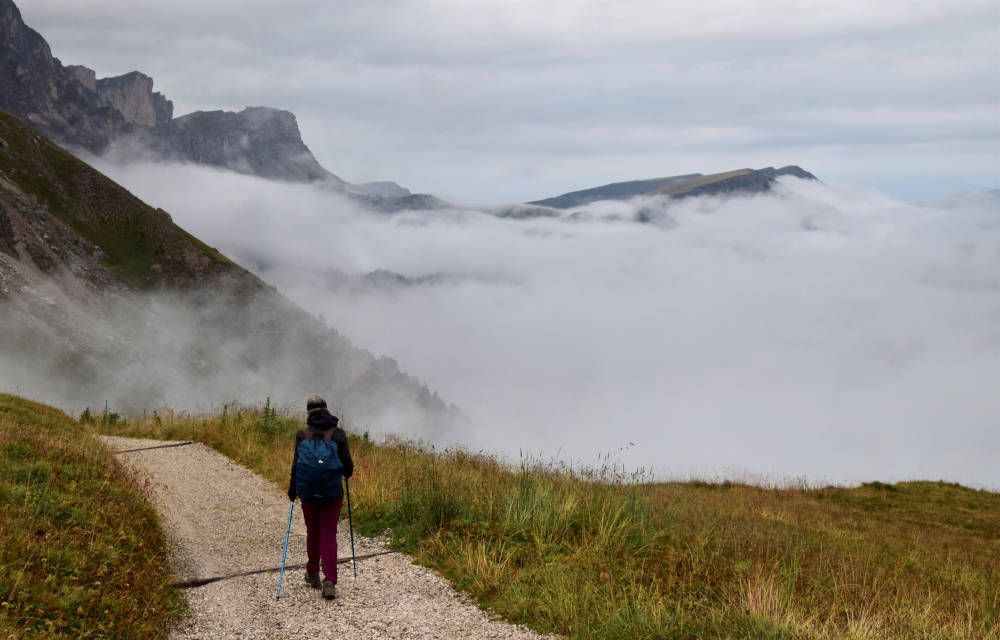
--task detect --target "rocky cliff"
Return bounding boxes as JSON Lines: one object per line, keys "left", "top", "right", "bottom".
{"left": 0, "top": 0, "right": 127, "bottom": 152}
{"left": 0, "top": 0, "right": 357, "bottom": 187}
{"left": 95, "top": 71, "right": 173, "bottom": 128}
{"left": 140, "top": 106, "right": 343, "bottom": 184}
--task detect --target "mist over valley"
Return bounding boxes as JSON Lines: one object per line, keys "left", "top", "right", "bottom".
{"left": 1, "top": 0, "right": 997, "bottom": 489}
{"left": 3, "top": 4, "right": 1000, "bottom": 636}
{"left": 92, "top": 157, "right": 1000, "bottom": 487}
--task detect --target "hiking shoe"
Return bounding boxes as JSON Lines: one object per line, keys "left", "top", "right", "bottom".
{"left": 321, "top": 580, "right": 336, "bottom": 599}
{"left": 304, "top": 572, "right": 321, "bottom": 589}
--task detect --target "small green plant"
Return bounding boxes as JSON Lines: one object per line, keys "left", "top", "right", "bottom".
{"left": 80, "top": 403, "right": 124, "bottom": 428}
{"left": 101, "top": 400, "right": 122, "bottom": 427}
{"left": 255, "top": 397, "right": 283, "bottom": 436}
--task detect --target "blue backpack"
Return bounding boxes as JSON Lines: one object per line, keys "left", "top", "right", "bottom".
{"left": 295, "top": 430, "right": 344, "bottom": 500}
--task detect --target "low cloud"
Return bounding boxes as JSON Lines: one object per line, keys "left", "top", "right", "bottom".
{"left": 90, "top": 158, "right": 1000, "bottom": 487}
{"left": 0, "top": 275, "right": 455, "bottom": 440}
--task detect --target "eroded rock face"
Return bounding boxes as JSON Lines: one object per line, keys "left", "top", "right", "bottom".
{"left": 65, "top": 65, "right": 96, "bottom": 92}
{"left": 0, "top": 0, "right": 343, "bottom": 185}
{"left": 1, "top": 0, "right": 62, "bottom": 112}
{"left": 96, "top": 71, "right": 172, "bottom": 127}
{"left": 0, "top": 0, "right": 126, "bottom": 152}
{"left": 0, "top": 0, "right": 441, "bottom": 206}
{"left": 138, "top": 106, "right": 343, "bottom": 183}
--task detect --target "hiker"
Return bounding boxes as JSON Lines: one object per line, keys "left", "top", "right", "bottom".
{"left": 287, "top": 396, "right": 354, "bottom": 599}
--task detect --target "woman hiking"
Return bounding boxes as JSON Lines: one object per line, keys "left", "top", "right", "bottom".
{"left": 287, "top": 396, "right": 354, "bottom": 599}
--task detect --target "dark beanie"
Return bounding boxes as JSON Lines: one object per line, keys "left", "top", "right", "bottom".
{"left": 306, "top": 396, "right": 328, "bottom": 413}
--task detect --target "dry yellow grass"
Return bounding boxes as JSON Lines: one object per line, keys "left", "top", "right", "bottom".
{"left": 98, "top": 404, "right": 1000, "bottom": 640}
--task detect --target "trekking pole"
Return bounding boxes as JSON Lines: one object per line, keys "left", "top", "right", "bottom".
{"left": 276, "top": 500, "right": 294, "bottom": 600}
{"left": 345, "top": 478, "right": 357, "bottom": 578}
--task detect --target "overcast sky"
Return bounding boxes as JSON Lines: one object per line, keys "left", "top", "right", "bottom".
{"left": 20, "top": 0, "right": 1000, "bottom": 202}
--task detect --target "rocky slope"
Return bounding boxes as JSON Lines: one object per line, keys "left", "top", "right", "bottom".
{"left": 94, "top": 70, "right": 173, "bottom": 128}
{"left": 0, "top": 107, "right": 455, "bottom": 429}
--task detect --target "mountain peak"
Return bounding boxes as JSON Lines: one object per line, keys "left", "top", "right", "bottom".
{"left": 0, "top": 0, "right": 345, "bottom": 185}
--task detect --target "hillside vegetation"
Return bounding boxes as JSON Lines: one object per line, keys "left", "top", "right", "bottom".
{"left": 0, "top": 108, "right": 239, "bottom": 288}
{"left": 0, "top": 394, "right": 182, "bottom": 639}
{"left": 98, "top": 404, "right": 999, "bottom": 640}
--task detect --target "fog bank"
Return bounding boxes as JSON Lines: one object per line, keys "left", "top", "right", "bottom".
{"left": 96, "top": 159, "right": 1000, "bottom": 487}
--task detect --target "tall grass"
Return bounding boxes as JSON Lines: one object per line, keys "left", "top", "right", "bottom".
{"left": 0, "top": 395, "right": 184, "bottom": 639}
{"left": 99, "top": 404, "right": 1000, "bottom": 640}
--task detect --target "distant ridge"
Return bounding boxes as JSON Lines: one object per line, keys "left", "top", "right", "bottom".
{"left": 530, "top": 166, "right": 818, "bottom": 209}
{"left": 528, "top": 174, "right": 701, "bottom": 208}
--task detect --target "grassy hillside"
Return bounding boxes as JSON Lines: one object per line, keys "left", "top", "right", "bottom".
{"left": 0, "top": 108, "right": 245, "bottom": 288}
{"left": 654, "top": 168, "right": 754, "bottom": 196}
{"left": 98, "top": 405, "right": 1000, "bottom": 640}
{"left": 0, "top": 394, "right": 183, "bottom": 639}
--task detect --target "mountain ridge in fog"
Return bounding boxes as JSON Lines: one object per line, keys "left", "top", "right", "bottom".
{"left": 1, "top": 0, "right": 825, "bottom": 217}
{"left": 0, "top": 107, "right": 457, "bottom": 434}
{"left": 3, "top": 0, "right": 998, "bottom": 487}
{"left": 529, "top": 166, "right": 818, "bottom": 209}
{"left": 96, "top": 157, "right": 997, "bottom": 487}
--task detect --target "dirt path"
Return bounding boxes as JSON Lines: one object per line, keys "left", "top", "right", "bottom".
{"left": 101, "top": 436, "right": 553, "bottom": 640}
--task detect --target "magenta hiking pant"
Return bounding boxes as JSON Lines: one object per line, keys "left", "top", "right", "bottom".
{"left": 301, "top": 496, "right": 344, "bottom": 583}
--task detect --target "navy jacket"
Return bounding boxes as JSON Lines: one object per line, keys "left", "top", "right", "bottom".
{"left": 287, "top": 409, "right": 353, "bottom": 501}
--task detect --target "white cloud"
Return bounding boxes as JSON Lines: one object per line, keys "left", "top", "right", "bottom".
{"left": 92, "top": 157, "right": 1000, "bottom": 488}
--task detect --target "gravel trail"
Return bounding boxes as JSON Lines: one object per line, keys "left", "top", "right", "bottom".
{"left": 101, "top": 436, "right": 553, "bottom": 640}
